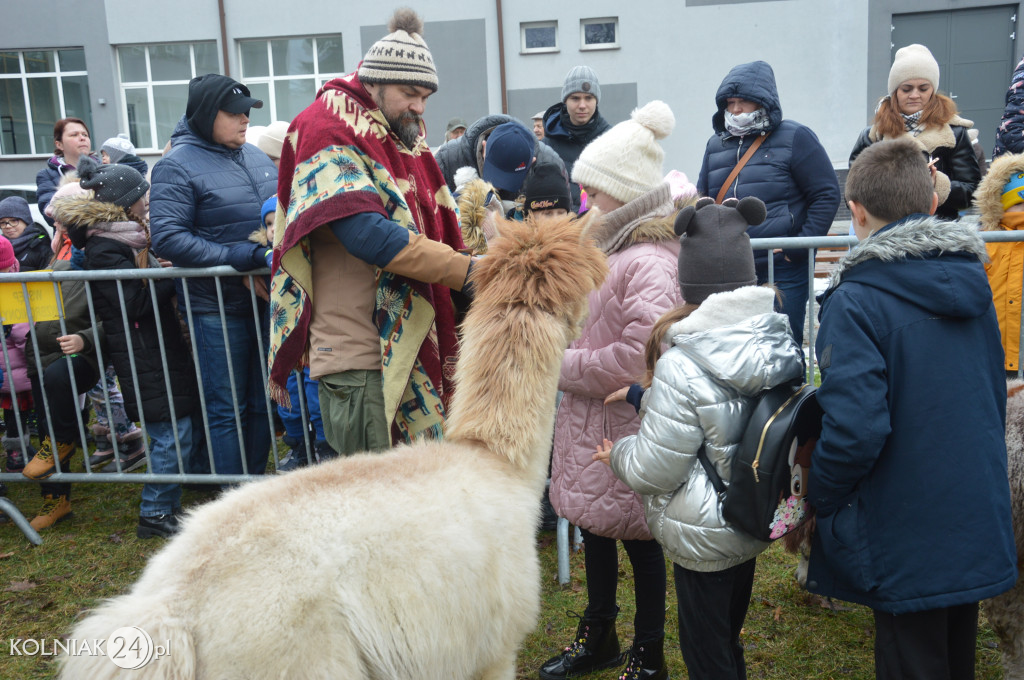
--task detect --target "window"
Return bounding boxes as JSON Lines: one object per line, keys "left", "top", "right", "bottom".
{"left": 520, "top": 21, "right": 558, "bottom": 54}
{"left": 580, "top": 17, "right": 619, "bottom": 51}
{"left": 238, "top": 36, "right": 344, "bottom": 124}
{"left": 0, "top": 49, "right": 92, "bottom": 157}
{"left": 117, "top": 42, "right": 219, "bottom": 152}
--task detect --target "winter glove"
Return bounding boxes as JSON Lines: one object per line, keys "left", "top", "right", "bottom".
{"left": 226, "top": 243, "right": 271, "bottom": 272}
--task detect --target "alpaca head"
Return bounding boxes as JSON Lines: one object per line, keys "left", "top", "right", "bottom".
{"left": 468, "top": 212, "right": 607, "bottom": 333}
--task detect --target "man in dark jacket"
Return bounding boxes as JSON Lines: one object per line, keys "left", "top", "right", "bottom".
{"left": 697, "top": 60, "right": 840, "bottom": 346}
{"left": 150, "top": 74, "right": 277, "bottom": 479}
{"left": 539, "top": 65, "right": 611, "bottom": 211}
{"left": 810, "top": 138, "right": 1017, "bottom": 679}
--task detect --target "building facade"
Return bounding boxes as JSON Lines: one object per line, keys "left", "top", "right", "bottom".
{"left": 1, "top": 0, "right": 1021, "bottom": 186}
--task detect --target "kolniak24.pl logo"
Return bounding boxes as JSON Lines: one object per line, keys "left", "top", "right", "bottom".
{"left": 9, "top": 627, "right": 169, "bottom": 669}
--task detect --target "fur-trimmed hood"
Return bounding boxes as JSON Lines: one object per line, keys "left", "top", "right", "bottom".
{"left": 823, "top": 215, "right": 991, "bottom": 321}
{"left": 975, "top": 152, "right": 1024, "bottom": 230}
{"left": 50, "top": 193, "right": 133, "bottom": 229}
{"left": 869, "top": 113, "right": 974, "bottom": 154}
{"left": 586, "top": 183, "right": 683, "bottom": 254}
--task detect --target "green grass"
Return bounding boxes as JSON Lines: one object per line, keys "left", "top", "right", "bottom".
{"left": 0, "top": 478, "right": 1007, "bottom": 680}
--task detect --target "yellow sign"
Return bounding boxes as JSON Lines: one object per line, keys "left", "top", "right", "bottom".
{"left": 0, "top": 276, "right": 65, "bottom": 323}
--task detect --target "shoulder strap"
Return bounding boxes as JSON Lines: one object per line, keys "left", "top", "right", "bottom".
{"left": 696, "top": 445, "right": 727, "bottom": 495}
{"left": 715, "top": 133, "right": 769, "bottom": 204}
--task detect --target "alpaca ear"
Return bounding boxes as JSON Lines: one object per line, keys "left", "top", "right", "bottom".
{"left": 735, "top": 196, "right": 767, "bottom": 226}
{"left": 674, "top": 205, "right": 696, "bottom": 237}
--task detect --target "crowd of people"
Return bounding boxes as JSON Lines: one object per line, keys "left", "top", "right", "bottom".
{"left": 0, "top": 8, "right": 1021, "bottom": 678}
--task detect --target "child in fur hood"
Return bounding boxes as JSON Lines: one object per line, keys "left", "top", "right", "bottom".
{"left": 809, "top": 137, "right": 1016, "bottom": 679}
{"left": 977, "top": 151, "right": 1024, "bottom": 376}
{"left": 53, "top": 155, "right": 199, "bottom": 539}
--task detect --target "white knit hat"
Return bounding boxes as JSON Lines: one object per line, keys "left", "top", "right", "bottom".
{"left": 571, "top": 100, "right": 675, "bottom": 205}
{"left": 257, "top": 120, "right": 289, "bottom": 160}
{"left": 888, "top": 44, "right": 940, "bottom": 95}
{"left": 358, "top": 8, "right": 438, "bottom": 93}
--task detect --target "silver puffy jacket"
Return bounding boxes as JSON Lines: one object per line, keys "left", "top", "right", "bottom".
{"left": 610, "top": 286, "right": 803, "bottom": 572}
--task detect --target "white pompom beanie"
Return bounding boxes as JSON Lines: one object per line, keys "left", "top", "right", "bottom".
{"left": 571, "top": 100, "right": 675, "bottom": 205}
{"left": 888, "top": 44, "right": 940, "bottom": 95}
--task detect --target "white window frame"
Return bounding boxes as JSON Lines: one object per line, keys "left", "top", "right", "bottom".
{"left": 580, "top": 17, "right": 620, "bottom": 51}
{"left": 237, "top": 35, "right": 345, "bottom": 121}
{"left": 117, "top": 42, "right": 217, "bottom": 153}
{"left": 520, "top": 21, "right": 559, "bottom": 54}
{"left": 0, "top": 49, "right": 90, "bottom": 157}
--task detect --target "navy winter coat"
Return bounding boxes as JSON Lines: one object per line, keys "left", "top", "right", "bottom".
{"left": 808, "top": 215, "right": 1017, "bottom": 614}
{"left": 149, "top": 117, "right": 277, "bottom": 315}
{"left": 540, "top": 103, "right": 611, "bottom": 211}
{"left": 696, "top": 61, "right": 840, "bottom": 266}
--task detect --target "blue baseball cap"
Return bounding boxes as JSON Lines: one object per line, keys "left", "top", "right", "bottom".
{"left": 481, "top": 122, "right": 535, "bottom": 194}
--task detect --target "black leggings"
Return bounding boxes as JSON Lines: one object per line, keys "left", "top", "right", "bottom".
{"left": 580, "top": 528, "right": 666, "bottom": 644}
{"left": 31, "top": 356, "right": 99, "bottom": 500}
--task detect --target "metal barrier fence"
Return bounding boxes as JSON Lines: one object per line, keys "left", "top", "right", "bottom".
{"left": 2, "top": 229, "right": 1023, "bottom": 545}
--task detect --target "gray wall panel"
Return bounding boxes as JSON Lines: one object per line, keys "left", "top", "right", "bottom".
{"left": 507, "top": 83, "right": 638, "bottom": 133}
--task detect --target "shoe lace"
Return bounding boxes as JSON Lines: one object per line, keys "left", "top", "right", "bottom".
{"left": 619, "top": 645, "right": 644, "bottom": 680}
{"left": 561, "top": 611, "right": 591, "bottom": 661}
{"left": 35, "top": 439, "right": 54, "bottom": 463}
{"left": 38, "top": 496, "right": 61, "bottom": 514}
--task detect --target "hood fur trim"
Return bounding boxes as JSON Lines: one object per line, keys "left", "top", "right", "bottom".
{"left": 869, "top": 114, "right": 973, "bottom": 153}
{"left": 975, "top": 153, "right": 1024, "bottom": 230}
{"left": 587, "top": 183, "right": 675, "bottom": 254}
{"left": 669, "top": 286, "right": 776, "bottom": 335}
{"left": 50, "top": 194, "right": 131, "bottom": 228}
{"left": 828, "top": 216, "right": 987, "bottom": 288}
{"left": 458, "top": 178, "right": 498, "bottom": 255}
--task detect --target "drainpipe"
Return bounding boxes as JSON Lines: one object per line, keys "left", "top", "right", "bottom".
{"left": 218, "top": 0, "right": 231, "bottom": 76}
{"left": 496, "top": 0, "right": 507, "bottom": 113}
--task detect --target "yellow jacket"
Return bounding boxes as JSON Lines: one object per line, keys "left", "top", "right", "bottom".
{"left": 985, "top": 216, "right": 1024, "bottom": 371}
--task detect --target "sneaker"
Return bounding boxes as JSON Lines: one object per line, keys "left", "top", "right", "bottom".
{"left": 100, "top": 443, "right": 147, "bottom": 473}
{"left": 137, "top": 513, "right": 181, "bottom": 539}
{"left": 29, "top": 494, "right": 72, "bottom": 530}
{"left": 315, "top": 439, "right": 339, "bottom": 463}
{"left": 3, "top": 435, "right": 34, "bottom": 473}
{"left": 275, "top": 436, "right": 309, "bottom": 473}
{"left": 22, "top": 438, "right": 76, "bottom": 480}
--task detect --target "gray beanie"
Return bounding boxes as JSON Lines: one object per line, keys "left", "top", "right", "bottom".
{"left": 0, "top": 196, "right": 33, "bottom": 225}
{"left": 674, "top": 196, "right": 764, "bottom": 304}
{"left": 76, "top": 155, "right": 149, "bottom": 210}
{"left": 562, "top": 65, "right": 601, "bottom": 103}
{"left": 101, "top": 133, "right": 136, "bottom": 164}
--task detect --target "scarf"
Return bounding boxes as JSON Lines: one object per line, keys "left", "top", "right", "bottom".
{"left": 87, "top": 220, "right": 148, "bottom": 252}
{"left": 725, "top": 108, "right": 772, "bottom": 137}
{"left": 588, "top": 183, "right": 674, "bottom": 255}
{"left": 901, "top": 110, "right": 924, "bottom": 136}
{"left": 268, "top": 73, "right": 464, "bottom": 444}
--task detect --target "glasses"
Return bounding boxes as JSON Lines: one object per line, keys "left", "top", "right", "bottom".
{"left": 0, "top": 219, "right": 22, "bottom": 229}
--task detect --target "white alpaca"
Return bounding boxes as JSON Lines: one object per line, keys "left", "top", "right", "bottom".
{"left": 57, "top": 216, "right": 607, "bottom": 680}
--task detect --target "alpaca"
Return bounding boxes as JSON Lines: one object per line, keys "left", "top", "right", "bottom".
{"left": 783, "top": 381, "right": 1024, "bottom": 679}
{"left": 984, "top": 380, "right": 1024, "bottom": 680}
{"left": 57, "top": 215, "right": 607, "bottom": 680}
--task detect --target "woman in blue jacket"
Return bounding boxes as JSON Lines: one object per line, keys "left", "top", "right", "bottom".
{"left": 696, "top": 60, "right": 840, "bottom": 347}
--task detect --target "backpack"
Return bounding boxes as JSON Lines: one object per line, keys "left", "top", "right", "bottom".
{"left": 698, "top": 381, "right": 823, "bottom": 542}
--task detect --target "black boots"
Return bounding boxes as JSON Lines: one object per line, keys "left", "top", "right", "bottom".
{"left": 618, "top": 637, "right": 668, "bottom": 680}
{"left": 539, "top": 611, "right": 622, "bottom": 679}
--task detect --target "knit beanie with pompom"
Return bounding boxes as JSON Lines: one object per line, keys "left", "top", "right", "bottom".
{"left": 571, "top": 100, "right": 675, "bottom": 205}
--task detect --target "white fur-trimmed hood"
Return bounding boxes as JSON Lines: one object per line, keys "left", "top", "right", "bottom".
{"left": 670, "top": 285, "right": 776, "bottom": 335}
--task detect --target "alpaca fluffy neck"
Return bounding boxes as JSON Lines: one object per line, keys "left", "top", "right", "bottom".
{"left": 445, "top": 305, "right": 566, "bottom": 479}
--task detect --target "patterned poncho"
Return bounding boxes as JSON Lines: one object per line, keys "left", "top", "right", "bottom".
{"left": 268, "top": 73, "right": 464, "bottom": 444}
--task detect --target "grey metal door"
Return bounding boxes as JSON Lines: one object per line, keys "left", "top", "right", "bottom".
{"left": 893, "top": 5, "right": 1016, "bottom": 161}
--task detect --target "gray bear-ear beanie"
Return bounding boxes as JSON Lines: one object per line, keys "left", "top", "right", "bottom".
{"left": 675, "top": 196, "right": 764, "bottom": 304}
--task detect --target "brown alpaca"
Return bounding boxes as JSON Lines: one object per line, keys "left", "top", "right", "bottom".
{"left": 785, "top": 382, "right": 1024, "bottom": 679}
{"left": 984, "top": 380, "right": 1024, "bottom": 680}
{"left": 57, "top": 215, "right": 607, "bottom": 680}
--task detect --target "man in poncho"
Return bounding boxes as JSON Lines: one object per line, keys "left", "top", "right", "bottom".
{"left": 268, "top": 8, "right": 473, "bottom": 454}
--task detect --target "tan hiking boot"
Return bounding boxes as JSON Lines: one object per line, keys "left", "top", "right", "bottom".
{"left": 29, "top": 494, "right": 72, "bottom": 530}
{"left": 22, "top": 438, "right": 76, "bottom": 480}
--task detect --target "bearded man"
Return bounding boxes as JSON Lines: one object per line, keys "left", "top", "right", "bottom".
{"left": 268, "top": 8, "right": 473, "bottom": 456}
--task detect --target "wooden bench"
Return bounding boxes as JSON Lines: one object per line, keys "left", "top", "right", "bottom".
{"left": 814, "top": 240, "right": 849, "bottom": 279}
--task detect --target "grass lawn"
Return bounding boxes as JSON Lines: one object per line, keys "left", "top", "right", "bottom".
{"left": 0, "top": 475, "right": 1007, "bottom": 680}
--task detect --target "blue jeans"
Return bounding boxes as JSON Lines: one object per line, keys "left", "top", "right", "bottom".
{"left": 758, "top": 255, "right": 810, "bottom": 347}
{"left": 140, "top": 416, "right": 192, "bottom": 517}
{"left": 192, "top": 313, "right": 271, "bottom": 475}
{"left": 278, "top": 367, "right": 324, "bottom": 441}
